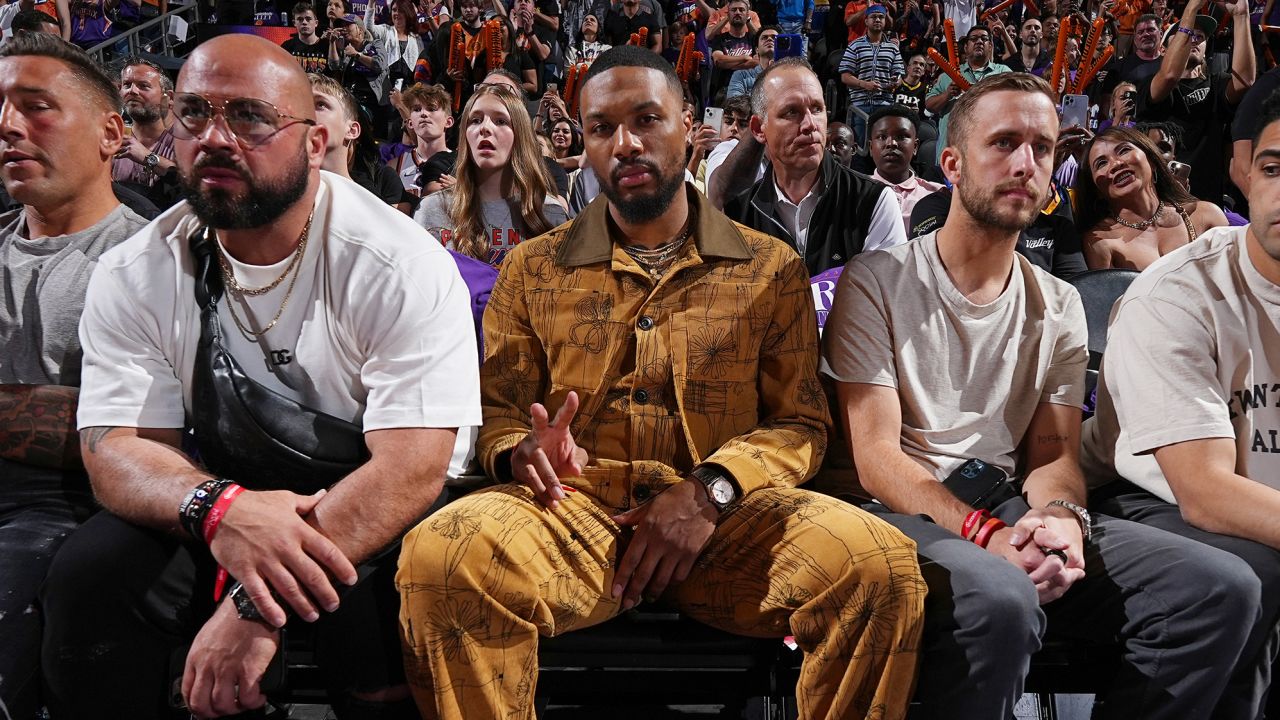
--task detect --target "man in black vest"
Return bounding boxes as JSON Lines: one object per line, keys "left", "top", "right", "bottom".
{"left": 724, "top": 57, "right": 905, "bottom": 276}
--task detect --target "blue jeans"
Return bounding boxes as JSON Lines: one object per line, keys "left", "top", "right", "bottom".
{"left": 777, "top": 19, "right": 809, "bottom": 59}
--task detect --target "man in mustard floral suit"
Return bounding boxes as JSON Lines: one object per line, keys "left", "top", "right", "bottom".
{"left": 397, "top": 46, "right": 926, "bottom": 720}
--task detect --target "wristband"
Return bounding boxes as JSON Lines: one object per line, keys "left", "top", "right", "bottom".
{"left": 1175, "top": 25, "right": 1195, "bottom": 37}
{"left": 201, "top": 483, "right": 245, "bottom": 544}
{"left": 960, "top": 509, "right": 991, "bottom": 541}
{"left": 972, "top": 517, "right": 1007, "bottom": 549}
{"left": 178, "top": 478, "right": 234, "bottom": 541}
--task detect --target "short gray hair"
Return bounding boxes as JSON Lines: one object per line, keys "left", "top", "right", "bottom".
{"left": 748, "top": 56, "right": 815, "bottom": 118}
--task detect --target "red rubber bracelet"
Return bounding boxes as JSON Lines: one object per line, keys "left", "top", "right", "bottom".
{"left": 961, "top": 509, "right": 990, "bottom": 541}
{"left": 973, "top": 517, "right": 1007, "bottom": 549}
{"left": 202, "top": 483, "right": 244, "bottom": 544}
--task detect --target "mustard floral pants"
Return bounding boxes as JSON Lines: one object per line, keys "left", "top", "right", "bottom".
{"left": 397, "top": 481, "right": 925, "bottom": 720}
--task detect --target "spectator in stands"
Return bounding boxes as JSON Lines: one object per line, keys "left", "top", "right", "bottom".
{"left": 473, "top": 17, "right": 539, "bottom": 95}
{"left": 0, "top": 0, "right": 34, "bottom": 39}
{"left": 283, "top": 1, "right": 330, "bottom": 74}
{"left": 1098, "top": 80, "right": 1136, "bottom": 130}
{"left": 1228, "top": 65, "right": 1280, "bottom": 196}
{"left": 689, "top": 94, "right": 750, "bottom": 185}
{"left": 549, "top": 116, "right": 582, "bottom": 168}
{"left": 66, "top": 0, "right": 114, "bottom": 49}
{"left": 867, "top": 105, "right": 942, "bottom": 232}
{"left": 1139, "top": 0, "right": 1252, "bottom": 206}
{"left": 1138, "top": 119, "right": 1179, "bottom": 163}
{"left": 942, "top": 0, "right": 979, "bottom": 39}
{"left": 112, "top": 57, "right": 179, "bottom": 209}
{"left": 1112, "top": 13, "right": 1162, "bottom": 86}
{"left": 40, "top": 33, "right": 479, "bottom": 720}
{"left": 424, "top": 0, "right": 483, "bottom": 91}
{"left": 415, "top": 84, "right": 566, "bottom": 265}
{"left": 0, "top": 33, "right": 149, "bottom": 720}
{"left": 844, "top": 0, "right": 868, "bottom": 44}
{"left": 926, "top": 25, "right": 1010, "bottom": 165}
{"left": 725, "top": 58, "right": 905, "bottom": 275}
{"left": 1005, "top": 15, "right": 1049, "bottom": 74}
{"left": 827, "top": 120, "right": 856, "bottom": 165}
{"left": 824, "top": 70, "right": 1262, "bottom": 720}
{"left": 1077, "top": 125, "right": 1227, "bottom": 270}
{"left": 329, "top": 15, "right": 384, "bottom": 120}
{"left": 1082, "top": 93, "right": 1280, "bottom": 720}
{"left": 507, "top": 0, "right": 553, "bottom": 71}
{"left": 891, "top": 51, "right": 930, "bottom": 116}
{"left": 364, "top": 0, "right": 423, "bottom": 136}
{"left": 391, "top": 82, "right": 454, "bottom": 195}
{"left": 602, "top": 0, "right": 661, "bottom": 49}
{"left": 565, "top": 12, "right": 611, "bottom": 64}
{"left": 726, "top": 24, "right": 776, "bottom": 99}
{"left": 396, "top": 45, "right": 926, "bottom": 720}
{"left": 309, "top": 73, "right": 406, "bottom": 207}
{"left": 709, "top": 0, "right": 757, "bottom": 94}
{"left": 9, "top": 7, "right": 62, "bottom": 33}
{"left": 775, "top": 0, "right": 812, "bottom": 55}
{"left": 839, "top": 4, "right": 903, "bottom": 146}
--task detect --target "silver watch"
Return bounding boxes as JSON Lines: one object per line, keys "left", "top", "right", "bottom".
{"left": 1047, "top": 499, "right": 1092, "bottom": 542}
{"left": 690, "top": 465, "right": 738, "bottom": 513}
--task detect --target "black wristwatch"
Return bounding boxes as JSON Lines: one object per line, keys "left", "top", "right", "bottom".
{"left": 690, "top": 465, "right": 738, "bottom": 513}
{"left": 143, "top": 152, "right": 160, "bottom": 175}
{"left": 228, "top": 582, "right": 269, "bottom": 623}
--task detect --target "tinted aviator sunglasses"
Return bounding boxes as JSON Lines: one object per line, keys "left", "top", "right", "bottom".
{"left": 170, "top": 93, "right": 316, "bottom": 147}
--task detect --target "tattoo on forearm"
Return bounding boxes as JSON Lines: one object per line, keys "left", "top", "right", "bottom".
{"left": 84, "top": 426, "right": 117, "bottom": 455}
{"left": 1036, "top": 433, "right": 1069, "bottom": 444}
{"left": 0, "top": 384, "right": 82, "bottom": 469}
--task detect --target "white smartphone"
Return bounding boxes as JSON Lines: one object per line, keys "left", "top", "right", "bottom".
{"left": 703, "top": 106, "right": 724, "bottom": 134}
{"left": 1060, "top": 93, "right": 1089, "bottom": 129}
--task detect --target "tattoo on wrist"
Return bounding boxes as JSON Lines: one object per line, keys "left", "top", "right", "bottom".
{"left": 1036, "top": 433, "right": 1068, "bottom": 444}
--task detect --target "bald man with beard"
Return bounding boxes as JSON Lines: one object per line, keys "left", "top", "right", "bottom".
{"left": 40, "top": 34, "right": 479, "bottom": 720}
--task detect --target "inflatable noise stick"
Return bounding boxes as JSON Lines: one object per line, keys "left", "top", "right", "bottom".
{"left": 927, "top": 46, "right": 971, "bottom": 90}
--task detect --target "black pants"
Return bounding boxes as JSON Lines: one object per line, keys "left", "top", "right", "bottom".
{"left": 40, "top": 511, "right": 405, "bottom": 719}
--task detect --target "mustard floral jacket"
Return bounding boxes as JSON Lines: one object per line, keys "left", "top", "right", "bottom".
{"left": 477, "top": 186, "right": 830, "bottom": 504}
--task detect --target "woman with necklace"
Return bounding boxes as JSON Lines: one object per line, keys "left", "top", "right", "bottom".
{"left": 414, "top": 84, "right": 566, "bottom": 266}
{"left": 1076, "top": 126, "right": 1226, "bottom": 271}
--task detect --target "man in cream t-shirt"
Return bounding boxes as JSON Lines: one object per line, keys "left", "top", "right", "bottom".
{"left": 1083, "top": 95, "right": 1280, "bottom": 718}
{"left": 822, "top": 72, "right": 1265, "bottom": 720}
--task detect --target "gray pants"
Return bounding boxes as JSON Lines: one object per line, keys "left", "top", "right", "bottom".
{"left": 1091, "top": 482, "right": 1280, "bottom": 720}
{"left": 866, "top": 498, "right": 1264, "bottom": 719}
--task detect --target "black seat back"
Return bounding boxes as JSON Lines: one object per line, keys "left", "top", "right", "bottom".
{"left": 1068, "top": 269, "right": 1141, "bottom": 369}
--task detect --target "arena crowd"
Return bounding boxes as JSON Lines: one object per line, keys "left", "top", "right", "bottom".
{"left": 2, "top": 0, "right": 1280, "bottom": 716}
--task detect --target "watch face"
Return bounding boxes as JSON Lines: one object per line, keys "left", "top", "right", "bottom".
{"left": 710, "top": 478, "right": 735, "bottom": 504}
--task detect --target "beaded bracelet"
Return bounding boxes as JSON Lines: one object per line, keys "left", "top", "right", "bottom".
{"left": 178, "top": 478, "right": 234, "bottom": 541}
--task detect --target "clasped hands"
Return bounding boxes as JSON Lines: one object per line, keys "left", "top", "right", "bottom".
{"left": 509, "top": 391, "right": 719, "bottom": 611}
{"left": 183, "top": 487, "right": 358, "bottom": 718}
{"left": 985, "top": 507, "right": 1087, "bottom": 605}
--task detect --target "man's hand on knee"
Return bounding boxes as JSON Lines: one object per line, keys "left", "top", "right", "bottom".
{"left": 610, "top": 479, "right": 718, "bottom": 610}
{"left": 181, "top": 600, "right": 280, "bottom": 719}
{"left": 211, "top": 488, "right": 358, "bottom": 626}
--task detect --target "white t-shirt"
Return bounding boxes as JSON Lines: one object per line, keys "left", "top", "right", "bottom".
{"left": 703, "top": 138, "right": 766, "bottom": 197}
{"left": 1082, "top": 226, "right": 1280, "bottom": 503}
{"left": 77, "top": 172, "right": 482, "bottom": 479}
{"left": 821, "top": 231, "right": 1088, "bottom": 481}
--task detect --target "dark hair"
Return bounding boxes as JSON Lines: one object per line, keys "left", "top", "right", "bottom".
{"left": 120, "top": 55, "right": 174, "bottom": 93}
{"left": 949, "top": 72, "right": 1053, "bottom": 151}
{"left": 1134, "top": 120, "right": 1184, "bottom": 148}
{"left": 1075, "top": 125, "right": 1196, "bottom": 232}
{"left": 0, "top": 31, "right": 121, "bottom": 111}
{"left": 723, "top": 94, "right": 751, "bottom": 120}
{"left": 1020, "top": 15, "right": 1042, "bottom": 30}
{"left": 292, "top": 1, "right": 316, "bottom": 17}
{"left": 867, "top": 104, "right": 918, "bottom": 134}
{"left": 1251, "top": 90, "right": 1280, "bottom": 148}
{"left": 10, "top": 9, "right": 61, "bottom": 32}
{"left": 749, "top": 55, "right": 814, "bottom": 117}
{"left": 757, "top": 24, "right": 779, "bottom": 35}
{"left": 966, "top": 25, "right": 991, "bottom": 39}
{"left": 1135, "top": 13, "right": 1161, "bottom": 28}
{"left": 579, "top": 45, "right": 683, "bottom": 103}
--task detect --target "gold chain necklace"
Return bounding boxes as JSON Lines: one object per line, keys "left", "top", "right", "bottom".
{"left": 623, "top": 226, "right": 692, "bottom": 280}
{"left": 217, "top": 212, "right": 314, "bottom": 338}
{"left": 217, "top": 212, "right": 313, "bottom": 296}
{"left": 1112, "top": 200, "right": 1164, "bottom": 231}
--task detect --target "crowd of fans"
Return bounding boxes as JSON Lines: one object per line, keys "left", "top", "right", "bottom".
{"left": 3, "top": 0, "right": 1280, "bottom": 716}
